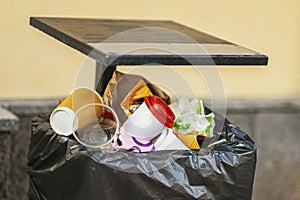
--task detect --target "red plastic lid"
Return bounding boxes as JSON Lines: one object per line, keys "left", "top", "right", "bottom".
{"left": 144, "top": 95, "right": 175, "bottom": 128}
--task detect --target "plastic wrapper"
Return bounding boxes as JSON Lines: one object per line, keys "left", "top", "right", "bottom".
{"left": 27, "top": 113, "right": 256, "bottom": 200}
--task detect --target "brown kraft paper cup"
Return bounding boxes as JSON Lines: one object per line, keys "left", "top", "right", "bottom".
{"left": 50, "top": 87, "right": 103, "bottom": 136}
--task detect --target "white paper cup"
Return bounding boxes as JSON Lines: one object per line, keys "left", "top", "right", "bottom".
{"left": 121, "top": 95, "right": 175, "bottom": 140}
{"left": 153, "top": 129, "right": 189, "bottom": 151}
{"left": 50, "top": 87, "right": 103, "bottom": 136}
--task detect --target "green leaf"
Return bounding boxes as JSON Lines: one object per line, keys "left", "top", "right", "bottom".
{"left": 173, "top": 120, "right": 190, "bottom": 130}
{"left": 197, "top": 99, "right": 203, "bottom": 115}
{"left": 180, "top": 123, "right": 191, "bottom": 130}
{"left": 172, "top": 120, "right": 181, "bottom": 129}
{"left": 206, "top": 116, "right": 213, "bottom": 122}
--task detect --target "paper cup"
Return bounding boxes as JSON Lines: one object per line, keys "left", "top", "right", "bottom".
{"left": 177, "top": 134, "right": 201, "bottom": 150}
{"left": 153, "top": 129, "right": 188, "bottom": 151}
{"left": 50, "top": 87, "right": 103, "bottom": 136}
{"left": 113, "top": 132, "right": 155, "bottom": 153}
{"left": 121, "top": 95, "right": 175, "bottom": 140}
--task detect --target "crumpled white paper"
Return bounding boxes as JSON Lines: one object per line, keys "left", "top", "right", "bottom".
{"left": 169, "top": 97, "right": 215, "bottom": 137}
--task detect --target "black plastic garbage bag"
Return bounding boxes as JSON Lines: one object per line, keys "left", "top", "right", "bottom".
{"left": 27, "top": 110, "right": 256, "bottom": 200}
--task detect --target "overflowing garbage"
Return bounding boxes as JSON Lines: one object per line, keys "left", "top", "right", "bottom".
{"left": 49, "top": 84, "right": 215, "bottom": 152}
{"left": 28, "top": 71, "right": 256, "bottom": 200}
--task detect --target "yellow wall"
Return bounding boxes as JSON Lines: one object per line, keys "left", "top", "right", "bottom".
{"left": 0, "top": 0, "right": 299, "bottom": 99}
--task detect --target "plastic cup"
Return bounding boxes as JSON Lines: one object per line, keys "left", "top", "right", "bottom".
{"left": 50, "top": 87, "right": 103, "bottom": 136}
{"left": 121, "top": 95, "right": 175, "bottom": 140}
{"left": 73, "top": 103, "right": 119, "bottom": 149}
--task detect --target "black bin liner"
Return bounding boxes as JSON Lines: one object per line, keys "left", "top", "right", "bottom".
{"left": 27, "top": 110, "right": 256, "bottom": 200}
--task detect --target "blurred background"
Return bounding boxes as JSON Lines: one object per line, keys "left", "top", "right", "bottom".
{"left": 0, "top": 0, "right": 299, "bottom": 199}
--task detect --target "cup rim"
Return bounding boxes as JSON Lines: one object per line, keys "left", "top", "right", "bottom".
{"left": 71, "top": 86, "right": 103, "bottom": 104}
{"left": 50, "top": 106, "right": 74, "bottom": 136}
{"left": 72, "top": 103, "right": 120, "bottom": 149}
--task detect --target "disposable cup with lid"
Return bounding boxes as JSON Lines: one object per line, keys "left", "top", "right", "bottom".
{"left": 122, "top": 95, "right": 175, "bottom": 140}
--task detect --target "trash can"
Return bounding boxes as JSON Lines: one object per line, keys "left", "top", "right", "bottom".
{"left": 27, "top": 70, "right": 256, "bottom": 200}
{"left": 27, "top": 104, "right": 256, "bottom": 200}
{"left": 28, "top": 17, "right": 266, "bottom": 200}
